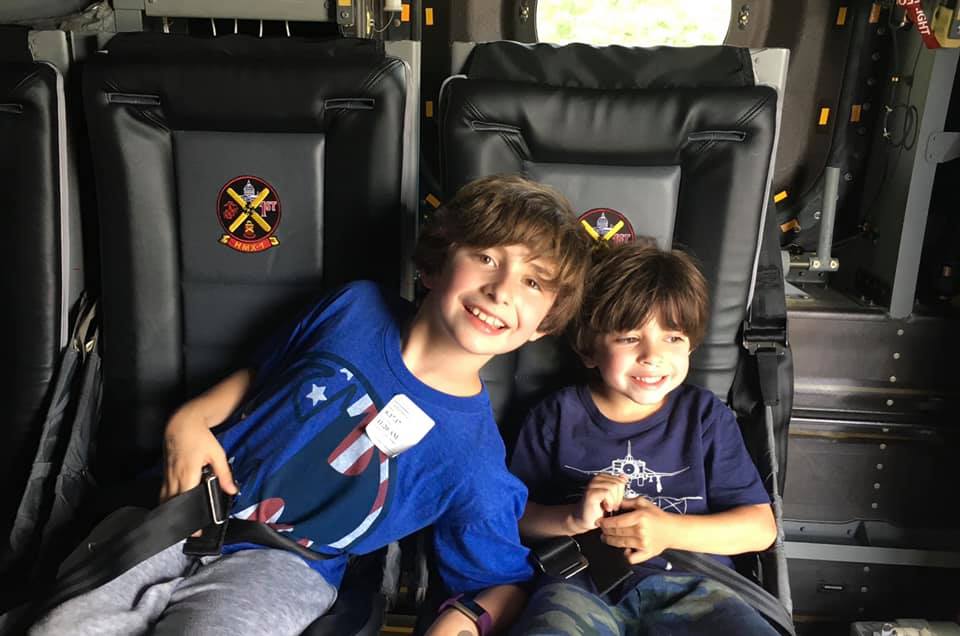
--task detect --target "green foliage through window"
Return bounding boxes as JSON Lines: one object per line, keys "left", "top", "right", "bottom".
{"left": 536, "top": 0, "right": 730, "bottom": 47}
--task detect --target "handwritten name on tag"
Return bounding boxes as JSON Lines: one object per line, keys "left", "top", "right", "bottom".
{"left": 365, "top": 394, "right": 435, "bottom": 457}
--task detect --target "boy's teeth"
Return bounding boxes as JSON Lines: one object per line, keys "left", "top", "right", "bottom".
{"left": 470, "top": 306, "right": 505, "bottom": 328}
{"left": 636, "top": 376, "right": 664, "bottom": 384}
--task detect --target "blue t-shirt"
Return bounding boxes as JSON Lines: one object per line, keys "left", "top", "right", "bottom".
{"left": 510, "top": 383, "right": 769, "bottom": 589}
{"left": 216, "top": 281, "right": 533, "bottom": 593}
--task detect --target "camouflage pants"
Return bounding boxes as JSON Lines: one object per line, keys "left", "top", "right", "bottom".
{"left": 511, "top": 575, "right": 779, "bottom": 636}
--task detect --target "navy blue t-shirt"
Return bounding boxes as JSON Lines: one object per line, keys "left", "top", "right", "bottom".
{"left": 510, "top": 383, "right": 769, "bottom": 589}
{"left": 216, "top": 281, "right": 533, "bottom": 593}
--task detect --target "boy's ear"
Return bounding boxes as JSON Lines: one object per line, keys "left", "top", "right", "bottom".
{"left": 577, "top": 349, "right": 598, "bottom": 369}
{"left": 418, "top": 269, "right": 436, "bottom": 290}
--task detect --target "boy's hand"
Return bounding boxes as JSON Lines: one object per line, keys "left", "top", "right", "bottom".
{"left": 574, "top": 474, "right": 627, "bottom": 533}
{"left": 160, "top": 408, "right": 238, "bottom": 502}
{"left": 597, "top": 496, "right": 673, "bottom": 564}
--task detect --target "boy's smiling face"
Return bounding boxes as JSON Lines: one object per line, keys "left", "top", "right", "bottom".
{"left": 583, "top": 315, "right": 691, "bottom": 421}
{"left": 421, "top": 244, "right": 558, "bottom": 357}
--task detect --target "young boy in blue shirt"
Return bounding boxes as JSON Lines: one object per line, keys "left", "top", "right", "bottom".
{"left": 31, "top": 175, "right": 591, "bottom": 636}
{"left": 509, "top": 241, "right": 779, "bottom": 635}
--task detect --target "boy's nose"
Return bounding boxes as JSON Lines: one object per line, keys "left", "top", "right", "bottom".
{"left": 637, "top": 347, "right": 664, "bottom": 365}
{"left": 483, "top": 276, "right": 515, "bottom": 305}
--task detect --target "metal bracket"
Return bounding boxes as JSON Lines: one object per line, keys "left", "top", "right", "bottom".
{"left": 924, "top": 131, "right": 960, "bottom": 163}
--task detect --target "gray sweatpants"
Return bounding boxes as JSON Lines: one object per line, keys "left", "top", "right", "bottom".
{"left": 30, "top": 541, "right": 337, "bottom": 636}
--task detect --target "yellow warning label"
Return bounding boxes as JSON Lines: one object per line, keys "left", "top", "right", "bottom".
{"left": 836, "top": 6, "right": 848, "bottom": 26}
{"left": 401, "top": 3, "right": 410, "bottom": 22}
{"left": 337, "top": 0, "right": 351, "bottom": 6}
{"left": 818, "top": 107, "right": 831, "bottom": 126}
{"left": 424, "top": 100, "right": 434, "bottom": 118}
{"left": 780, "top": 219, "right": 801, "bottom": 233}
{"left": 850, "top": 104, "right": 862, "bottom": 122}
{"left": 425, "top": 193, "right": 441, "bottom": 208}
{"left": 425, "top": 7, "right": 434, "bottom": 25}
{"left": 869, "top": 3, "right": 881, "bottom": 23}
{"left": 774, "top": 190, "right": 788, "bottom": 203}
{"left": 933, "top": 6, "right": 960, "bottom": 46}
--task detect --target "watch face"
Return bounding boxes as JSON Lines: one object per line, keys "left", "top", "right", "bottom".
{"left": 455, "top": 599, "right": 483, "bottom": 621}
{"left": 455, "top": 598, "right": 493, "bottom": 636}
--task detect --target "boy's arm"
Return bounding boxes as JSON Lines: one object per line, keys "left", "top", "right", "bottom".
{"left": 426, "top": 585, "right": 527, "bottom": 635}
{"left": 160, "top": 368, "right": 252, "bottom": 501}
{"left": 519, "top": 502, "right": 588, "bottom": 539}
{"left": 519, "top": 474, "right": 628, "bottom": 540}
{"left": 598, "top": 498, "right": 776, "bottom": 563}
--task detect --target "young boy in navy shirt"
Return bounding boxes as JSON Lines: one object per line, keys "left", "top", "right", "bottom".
{"left": 510, "top": 241, "right": 778, "bottom": 635}
{"left": 31, "top": 175, "right": 591, "bottom": 636}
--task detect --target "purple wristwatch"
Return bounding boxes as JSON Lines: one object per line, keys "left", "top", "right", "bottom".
{"left": 437, "top": 593, "right": 493, "bottom": 636}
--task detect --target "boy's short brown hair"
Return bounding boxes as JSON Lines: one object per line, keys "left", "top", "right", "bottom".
{"left": 571, "top": 240, "right": 710, "bottom": 357}
{"left": 414, "top": 175, "right": 591, "bottom": 334}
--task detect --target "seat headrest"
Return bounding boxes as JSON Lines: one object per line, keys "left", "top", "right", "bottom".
{"left": 463, "top": 41, "right": 755, "bottom": 89}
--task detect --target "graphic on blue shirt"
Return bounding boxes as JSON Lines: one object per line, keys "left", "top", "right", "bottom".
{"left": 227, "top": 351, "right": 394, "bottom": 551}
{"left": 214, "top": 281, "right": 533, "bottom": 592}
{"left": 564, "top": 440, "right": 698, "bottom": 502}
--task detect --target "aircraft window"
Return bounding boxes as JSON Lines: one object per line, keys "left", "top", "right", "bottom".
{"left": 536, "top": 0, "right": 730, "bottom": 46}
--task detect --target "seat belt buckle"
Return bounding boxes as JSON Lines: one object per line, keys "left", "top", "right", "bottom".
{"left": 183, "top": 467, "right": 234, "bottom": 557}
{"left": 741, "top": 319, "right": 788, "bottom": 356}
{"left": 531, "top": 536, "right": 589, "bottom": 579}
{"left": 203, "top": 468, "right": 230, "bottom": 526}
{"left": 741, "top": 320, "right": 787, "bottom": 407}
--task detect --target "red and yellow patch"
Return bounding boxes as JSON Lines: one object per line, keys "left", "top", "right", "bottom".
{"left": 217, "top": 175, "right": 282, "bottom": 253}
{"left": 577, "top": 208, "right": 636, "bottom": 245}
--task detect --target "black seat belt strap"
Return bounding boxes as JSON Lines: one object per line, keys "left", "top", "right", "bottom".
{"left": 663, "top": 549, "right": 796, "bottom": 636}
{"left": 531, "top": 538, "right": 796, "bottom": 635}
{"left": 44, "top": 473, "right": 221, "bottom": 612}
{"left": 743, "top": 196, "right": 789, "bottom": 409}
{"left": 42, "top": 468, "right": 335, "bottom": 615}
{"left": 223, "top": 519, "right": 331, "bottom": 563}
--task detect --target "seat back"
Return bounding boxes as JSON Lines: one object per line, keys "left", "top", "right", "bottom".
{"left": 82, "top": 33, "right": 411, "bottom": 476}
{"left": 439, "top": 42, "right": 781, "bottom": 442}
{"left": 437, "top": 42, "right": 793, "bottom": 612}
{"left": 1, "top": 54, "right": 83, "bottom": 534}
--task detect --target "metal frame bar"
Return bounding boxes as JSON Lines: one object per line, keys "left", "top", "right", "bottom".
{"left": 385, "top": 41, "right": 421, "bottom": 301}
{"left": 785, "top": 541, "right": 960, "bottom": 568}
{"left": 142, "top": 0, "right": 334, "bottom": 22}
{"left": 889, "top": 49, "right": 960, "bottom": 318}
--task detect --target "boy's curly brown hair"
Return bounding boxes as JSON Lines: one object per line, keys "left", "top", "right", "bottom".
{"left": 414, "top": 175, "right": 592, "bottom": 334}
{"left": 571, "top": 240, "right": 710, "bottom": 357}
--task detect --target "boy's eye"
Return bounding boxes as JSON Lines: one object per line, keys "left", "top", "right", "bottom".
{"left": 615, "top": 336, "right": 638, "bottom": 344}
{"left": 525, "top": 278, "right": 542, "bottom": 291}
{"left": 666, "top": 335, "right": 688, "bottom": 344}
{"left": 474, "top": 253, "right": 495, "bottom": 266}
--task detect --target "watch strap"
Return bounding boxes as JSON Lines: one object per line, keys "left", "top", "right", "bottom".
{"left": 438, "top": 593, "right": 493, "bottom": 636}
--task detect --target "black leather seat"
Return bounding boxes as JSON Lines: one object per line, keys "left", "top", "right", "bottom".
{"left": 438, "top": 41, "right": 790, "bottom": 602}
{"left": 441, "top": 41, "right": 779, "bottom": 434}
{"left": 82, "top": 33, "right": 410, "bottom": 475}
{"left": 80, "top": 33, "right": 411, "bottom": 635}
{"left": 0, "top": 57, "right": 83, "bottom": 552}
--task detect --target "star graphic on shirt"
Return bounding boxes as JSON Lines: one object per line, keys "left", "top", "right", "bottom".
{"left": 306, "top": 384, "right": 327, "bottom": 406}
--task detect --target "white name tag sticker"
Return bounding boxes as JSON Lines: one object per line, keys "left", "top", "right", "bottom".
{"left": 365, "top": 394, "right": 435, "bottom": 457}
